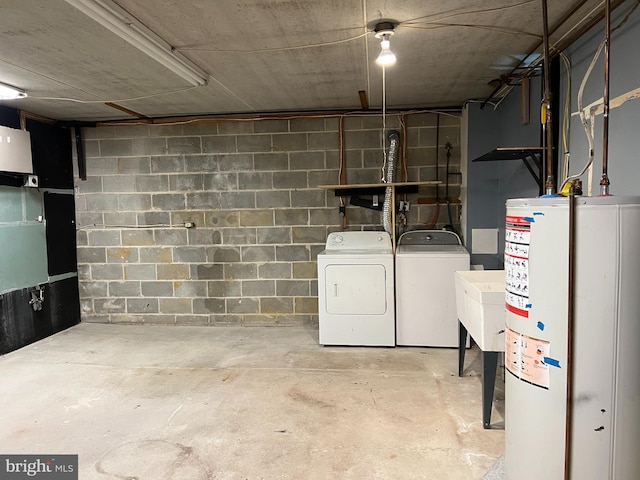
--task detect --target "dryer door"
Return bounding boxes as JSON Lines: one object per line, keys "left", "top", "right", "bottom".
{"left": 324, "top": 263, "right": 387, "bottom": 315}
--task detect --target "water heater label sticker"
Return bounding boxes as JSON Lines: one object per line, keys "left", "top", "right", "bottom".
{"left": 505, "top": 215, "right": 531, "bottom": 318}
{"left": 505, "top": 326, "right": 550, "bottom": 389}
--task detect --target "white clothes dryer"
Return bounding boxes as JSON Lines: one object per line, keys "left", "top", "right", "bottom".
{"left": 317, "top": 231, "right": 395, "bottom": 346}
{"left": 395, "top": 230, "right": 470, "bottom": 347}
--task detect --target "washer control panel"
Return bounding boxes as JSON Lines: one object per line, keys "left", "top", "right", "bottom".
{"left": 397, "top": 229, "right": 462, "bottom": 246}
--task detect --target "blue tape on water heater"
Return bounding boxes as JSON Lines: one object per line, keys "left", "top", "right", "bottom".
{"left": 543, "top": 357, "right": 561, "bottom": 368}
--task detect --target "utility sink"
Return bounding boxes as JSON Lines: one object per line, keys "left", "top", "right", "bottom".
{"left": 455, "top": 270, "right": 505, "bottom": 352}
{"left": 454, "top": 269, "right": 506, "bottom": 429}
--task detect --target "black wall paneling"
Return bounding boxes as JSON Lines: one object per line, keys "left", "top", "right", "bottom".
{"left": 26, "top": 119, "right": 73, "bottom": 189}
{"left": 44, "top": 192, "right": 78, "bottom": 276}
{"left": 0, "top": 172, "right": 25, "bottom": 187}
{"left": 0, "top": 105, "right": 20, "bottom": 129}
{"left": 0, "top": 106, "right": 81, "bottom": 355}
{"left": 0, "top": 277, "right": 80, "bottom": 354}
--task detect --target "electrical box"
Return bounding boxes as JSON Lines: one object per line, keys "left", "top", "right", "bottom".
{"left": 0, "top": 125, "right": 33, "bottom": 174}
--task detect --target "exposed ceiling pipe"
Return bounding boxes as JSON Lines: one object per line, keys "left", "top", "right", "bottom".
{"left": 95, "top": 107, "right": 463, "bottom": 127}
{"left": 541, "top": 0, "right": 556, "bottom": 195}
{"left": 481, "top": 0, "right": 590, "bottom": 109}
{"left": 338, "top": 116, "right": 347, "bottom": 230}
{"left": 481, "top": 0, "right": 627, "bottom": 109}
{"left": 600, "top": 0, "right": 612, "bottom": 195}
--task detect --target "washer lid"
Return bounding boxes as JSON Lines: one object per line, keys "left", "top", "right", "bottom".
{"left": 397, "top": 229, "right": 462, "bottom": 246}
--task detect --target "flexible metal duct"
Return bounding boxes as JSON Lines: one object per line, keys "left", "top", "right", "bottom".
{"left": 383, "top": 130, "right": 400, "bottom": 234}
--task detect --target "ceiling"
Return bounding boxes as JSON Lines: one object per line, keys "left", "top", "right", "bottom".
{"left": 0, "top": 0, "right": 610, "bottom": 122}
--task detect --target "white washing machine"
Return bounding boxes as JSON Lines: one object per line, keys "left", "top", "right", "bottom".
{"left": 317, "top": 231, "right": 395, "bottom": 346}
{"left": 395, "top": 230, "right": 470, "bottom": 347}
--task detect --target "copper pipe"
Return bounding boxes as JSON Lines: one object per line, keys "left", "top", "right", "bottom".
{"left": 564, "top": 187, "right": 577, "bottom": 479}
{"left": 481, "top": 0, "right": 591, "bottom": 109}
{"left": 482, "top": 0, "right": 626, "bottom": 111}
{"left": 96, "top": 107, "right": 462, "bottom": 127}
{"left": 400, "top": 114, "right": 408, "bottom": 183}
{"left": 400, "top": 114, "right": 409, "bottom": 226}
{"left": 338, "top": 116, "right": 347, "bottom": 230}
{"left": 542, "top": 0, "right": 556, "bottom": 195}
{"left": 435, "top": 114, "right": 440, "bottom": 202}
{"left": 600, "top": 0, "right": 611, "bottom": 194}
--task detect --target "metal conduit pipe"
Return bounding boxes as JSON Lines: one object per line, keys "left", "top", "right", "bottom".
{"left": 600, "top": 0, "right": 612, "bottom": 195}
{"left": 564, "top": 186, "right": 577, "bottom": 480}
{"left": 382, "top": 130, "right": 400, "bottom": 235}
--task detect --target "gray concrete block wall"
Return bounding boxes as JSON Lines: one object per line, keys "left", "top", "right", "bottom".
{"left": 76, "top": 113, "right": 461, "bottom": 325}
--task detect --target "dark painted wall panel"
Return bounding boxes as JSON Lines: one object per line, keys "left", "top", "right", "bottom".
{"left": 26, "top": 119, "right": 73, "bottom": 189}
{"left": 1, "top": 106, "right": 80, "bottom": 355}
{"left": 0, "top": 105, "right": 20, "bottom": 129}
{"left": 465, "top": 77, "right": 543, "bottom": 269}
{"left": 0, "top": 277, "right": 80, "bottom": 354}
{"left": 44, "top": 192, "right": 78, "bottom": 276}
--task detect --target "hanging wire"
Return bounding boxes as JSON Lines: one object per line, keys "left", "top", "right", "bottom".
{"left": 404, "top": 0, "right": 535, "bottom": 23}
{"left": 559, "top": 39, "right": 605, "bottom": 192}
{"left": 31, "top": 85, "right": 201, "bottom": 103}
{"left": 177, "top": 32, "right": 369, "bottom": 53}
{"left": 401, "top": 23, "right": 540, "bottom": 39}
{"left": 559, "top": 0, "right": 639, "bottom": 192}
{"left": 380, "top": 64, "right": 388, "bottom": 183}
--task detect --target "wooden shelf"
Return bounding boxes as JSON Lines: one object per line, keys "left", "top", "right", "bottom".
{"left": 318, "top": 181, "right": 442, "bottom": 250}
{"left": 318, "top": 181, "right": 441, "bottom": 197}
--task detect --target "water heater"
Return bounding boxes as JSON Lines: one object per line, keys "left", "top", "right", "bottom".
{"left": 504, "top": 196, "right": 640, "bottom": 479}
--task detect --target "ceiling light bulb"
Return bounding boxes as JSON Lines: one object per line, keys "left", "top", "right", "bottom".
{"left": 376, "top": 37, "right": 396, "bottom": 66}
{"left": 376, "top": 39, "right": 396, "bottom": 66}
{"left": 0, "top": 82, "right": 27, "bottom": 100}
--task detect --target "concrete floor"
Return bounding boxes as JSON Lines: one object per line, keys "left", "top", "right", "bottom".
{"left": 0, "top": 324, "right": 505, "bottom": 479}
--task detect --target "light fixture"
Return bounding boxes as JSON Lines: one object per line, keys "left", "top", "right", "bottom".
{"left": 374, "top": 22, "right": 397, "bottom": 67}
{"left": 0, "top": 82, "right": 27, "bottom": 100}
{"left": 64, "top": 0, "right": 208, "bottom": 87}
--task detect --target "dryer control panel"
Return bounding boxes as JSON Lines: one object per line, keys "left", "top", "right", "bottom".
{"left": 325, "top": 231, "right": 391, "bottom": 250}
